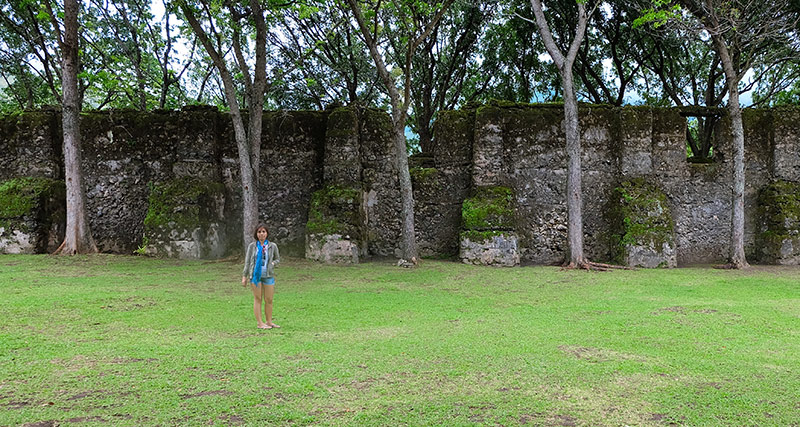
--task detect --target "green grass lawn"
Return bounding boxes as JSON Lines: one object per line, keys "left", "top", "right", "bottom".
{"left": 1, "top": 255, "right": 798, "bottom": 426}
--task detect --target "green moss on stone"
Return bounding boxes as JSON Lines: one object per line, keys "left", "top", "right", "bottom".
{"left": 460, "top": 229, "right": 507, "bottom": 242}
{"left": 144, "top": 177, "right": 224, "bottom": 231}
{"left": 758, "top": 180, "right": 800, "bottom": 239}
{"left": 325, "top": 107, "right": 359, "bottom": 140}
{"left": 409, "top": 167, "right": 438, "bottom": 182}
{"left": 0, "top": 177, "right": 64, "bottom": 219}
{"left": 742, "top": 109, "right": 772, "bottom": 135}
{"left": 434, "top": 109, "right": 475, "bottom": 137}
{"left": 462, "top": 186, "right": 515, "bottom": 230}
{"left": 361, "top": 108, "right": 393, "bottom": 135}
{"left": 608, "top": 179, "right": 674, "bottom": 264}
{"left": 306, "top": 185, "right": 361, "bottom": 236}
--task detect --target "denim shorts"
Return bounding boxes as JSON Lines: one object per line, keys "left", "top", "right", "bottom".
{"left": 258, "top": 277, "right": 275, "bottom": 286}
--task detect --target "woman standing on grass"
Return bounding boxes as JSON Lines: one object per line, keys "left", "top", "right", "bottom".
{"left": 242, "top": 224, "right": 281, "bottom": 329}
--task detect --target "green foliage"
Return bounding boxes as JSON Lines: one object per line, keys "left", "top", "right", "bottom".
{"left": 609, "top": 179, "right": 674, "bottom": 263}
{"left": 134, "top": 235, "right": 149, "bottom": 255}
{"left": 462, "top": 186, "right": 514, "bottom": 230}
{"left": 306, "top": 185, "right": 361, "bottom": 236}
{"left": 633, "top": 1, "right": 682, "bottom": 29}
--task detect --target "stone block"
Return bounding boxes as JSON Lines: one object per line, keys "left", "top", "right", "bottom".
{"left": 609, "top": 179, "right": 676, "bottom": 268}
{"left": 305, "top": 185, "right": 364, "bottom": 263}
{"left": 306, "top": 233, "right": 361, "bottom": 263}
{"left": 459, "top": 186, "right": 519, "bottom": 266}
{"left": 460, "top": 232, "right": 520, "bottom": 266}
{"left": 143, "top": 177, "right": 227, "bottom": 259}
{"left": 0, "top": 177, "right": 65, "bottom": 254}
{"left": 757, "top": 180, "right": 800, "bottom": 264}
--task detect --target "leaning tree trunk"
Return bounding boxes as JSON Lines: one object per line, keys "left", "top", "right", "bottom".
{"left": 55, "top": 0, "right": 97, "bottom": 255}
{"left": 393, "top": 112, "right": 419, "bottom": 260}
{"left": 562, "top": 71, "right": 586, "bottom": 268}
{"left": 227, "top": 105, "right": 258, "bottom": 252}
{"left": 180, "top": 0, "right": 267, "bottom": 253}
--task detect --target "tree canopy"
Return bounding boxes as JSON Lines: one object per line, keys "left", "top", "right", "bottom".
{"left": 2, "top": 0, "right": 797, "bottom": 116}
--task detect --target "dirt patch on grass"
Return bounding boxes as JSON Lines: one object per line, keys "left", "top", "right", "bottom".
{"left": 518, "top": 413, "right": 546, "bottom": 424}
{"left": 110, "top": 357, "right": 158, "bottom": 364}
{"left": 22, "top": 421, "right": 57, "bottom": 427}
{"left": 101, "top": 296, "right": 157, "bottom": 311}
{"left": 67, "top": 390, "right": 108, "bottom": 401}
{"left": 180, "top": 390, "right": 233, "bottom": 399}
{"left": 558, "top": 345, "right": 645, "bottom": 363}
{"left": 50, "top": 355, "right": 98, "bottom": 371}
{"left": 65, "top": 416, "right": 106, "bottom": 423}
{"left": 5, "top": 400, "right": 33, "bottom": 409}
{"left": 210, "top": 414, "right": 244, "bottom": 425}
{"left": 550, "top": 414, "right": 577, "bottom": 426}
{"left": 653, "top": 306, "right": 686, "bottom": 314}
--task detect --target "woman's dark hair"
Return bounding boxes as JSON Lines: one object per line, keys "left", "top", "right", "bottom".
{"left": 253, "top": 224, "right": 269, "bottom": 240}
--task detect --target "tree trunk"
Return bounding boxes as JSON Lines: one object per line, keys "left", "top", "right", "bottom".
{"left": 562, "top": 71, "right": 585, "bottom": 267}
{"left": 725, "top": 84, "right": 748, "bottom": 267}
{"left": 530, "top": 0, "right": 590, "bottom": 268}
{"left": 393, "top": 112, "right": 419, "bottom": 260}
{"left": 55, "top": 0, "right": 97, "bottom": 255}
{"left": 417, "top": 113, "right": 434, "bottom": 155}
{"left": 180, "top": 1, "right": 265, "bottom": 253}
{"left": 215, "top": 64, "right": 258, "bottom": 254}
{"left": 711, "top": 34, "right": 749, "bottom": 269}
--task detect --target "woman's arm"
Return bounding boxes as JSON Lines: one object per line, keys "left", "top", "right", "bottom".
{"left": 242, "top": 243, "right": 253, "bottom": 277}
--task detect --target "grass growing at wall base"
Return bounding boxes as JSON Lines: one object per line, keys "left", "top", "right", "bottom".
{"left": 1, "top": 255, "right": 798, "bottom": 426}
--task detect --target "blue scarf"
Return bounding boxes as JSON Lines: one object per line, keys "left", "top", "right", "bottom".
{"left": 251, "top": 240, "right": 269, "bottom": 285}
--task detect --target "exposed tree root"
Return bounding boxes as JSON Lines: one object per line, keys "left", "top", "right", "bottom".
{"left": 714, "top": 262, "right": 751, "bottom": 270}
{"left": 562, "top": 260, "right": 633, "bottom": 271}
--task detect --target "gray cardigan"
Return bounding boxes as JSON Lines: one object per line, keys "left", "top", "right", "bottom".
{"left": 242, "top": 240, "right": 280, "bottom": 280}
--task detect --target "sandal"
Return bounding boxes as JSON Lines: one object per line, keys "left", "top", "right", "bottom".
{"left": 269, "top": 323, "right": 281, "bottom": 329}
{"left": 258, "top": 324, "right": 273, "bottom": 329}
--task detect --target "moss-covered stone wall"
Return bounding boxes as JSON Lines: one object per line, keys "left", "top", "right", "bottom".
{"left": 0, "top": 177, "right": 65, "bottom": 253}
{"left": 608, "top": 179, "right": 676, "bottom": 267}
{"left": 757, "top": 180, "right": 800, "bottom": 264}
{"left": 3, "top": 104, "right": 800, "bottom": 264}
{"left": 429, "top": 103, "right": 800, "bottom": 265}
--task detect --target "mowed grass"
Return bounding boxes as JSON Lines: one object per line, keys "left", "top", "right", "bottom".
{"left": 0, "top": 255, "right": 798, "bottom": 426}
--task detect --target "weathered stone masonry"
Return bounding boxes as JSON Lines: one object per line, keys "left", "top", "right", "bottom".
{"left": 1, "top": 104, "right": 799, "bottom": 265}
{"left": 430, "top": 103, "right": 800, "bottom": 265}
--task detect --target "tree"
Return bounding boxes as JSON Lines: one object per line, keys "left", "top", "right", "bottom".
{"left": 345, "top": 0, "right": 455, "bottom": 262}
{"left": 478, "top": 0, "right": 558, "bottom": 104}
{"left": 409, "top": 1, "right": 496, "bottom": 153}
{"left": 0, "top": 0, "right": 70, "bottom": 107}
{"left": 178, "top": 0, "right": 272, "bottom": 252}
{"left": 528, "top": 0, "right": 597, "bottom": 269}
{"left": 639, "top": 0, "right": 800, "bottom": 268}
{"left": 55, "top": 0, "right": 98, "bottom": 254}
{"left": 271, "top": 0, "right": 383, "bottom": 109}
{"left": 88, "top": 0, "right": 196, "bottom": 110}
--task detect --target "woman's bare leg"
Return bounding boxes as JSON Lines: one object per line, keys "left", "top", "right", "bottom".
{"left": 264, "top": 285, "right": 276, "bottom": 327}
{"left": 251, "top": 283, "right": 269, "bottom": 328}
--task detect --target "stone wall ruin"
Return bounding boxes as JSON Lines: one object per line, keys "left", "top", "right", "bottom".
{"left": 1, "top": 103, "right": 799, "bottom": 266}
